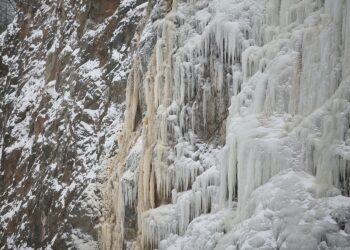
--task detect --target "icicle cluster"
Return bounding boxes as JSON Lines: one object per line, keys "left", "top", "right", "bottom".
{"left": 101, "top": 0, "right": 350, "bottom": 249}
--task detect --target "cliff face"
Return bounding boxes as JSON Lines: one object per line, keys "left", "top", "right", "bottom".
{"left": 0, "top": 0, "right": 146, "bottom": 248}
{"left": 1, "top": 0, "right": 350, "bottom": 249}
{"left": 101, "top": 0, "right": 350, "bottom": 249}
{"left": 0, "top": 0, "right": 15, "bottom": 33}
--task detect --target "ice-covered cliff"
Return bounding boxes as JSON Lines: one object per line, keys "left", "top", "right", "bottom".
{"left": 1, "top": 0, "right": 350, "bottom": 249}
{"left": 101, "top": 0, "right": 350, "bottom": 249}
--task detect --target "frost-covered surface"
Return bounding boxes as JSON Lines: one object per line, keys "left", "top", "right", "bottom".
{"left": 0, "top": 0, "right": 146, "bottom": 248}
{"left": 216, "top": 171, "right": 350, "bottom": 250}
{"left": 1, "top": 0, "right": 350, "bottom": 249}
{"left": 102, "top": 0, "right": 350, "bottom": 249}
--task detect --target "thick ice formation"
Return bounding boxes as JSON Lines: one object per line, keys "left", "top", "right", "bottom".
{"left": 101, "top": 0, "right": 350, "bottom": 249}
{"left": 216, "top": 171, "right": 350, "bottom": 250}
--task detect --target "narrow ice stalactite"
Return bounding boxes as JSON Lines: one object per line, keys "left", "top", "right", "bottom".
{"left": 124, "top": 56, "right": 142, "bottom": 132}
{"left": 343, "top": 1, "right": 350, "bottom": 79}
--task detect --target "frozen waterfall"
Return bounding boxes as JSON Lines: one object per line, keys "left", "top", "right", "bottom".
{"left": 101, "top": 0, "right": 350, "bottom": 249}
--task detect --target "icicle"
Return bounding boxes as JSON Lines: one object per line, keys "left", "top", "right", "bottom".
{"left": 227, "top": 134, "right": 237, "bottom": 207}
{"left": 343, "top": 1, "right": 350, "bottom": 78}
{"left": 141, "top": 205, "right": 178, "bottom": 249}
{"left": 202, "top": 80, "right": 209, "bottom": 128}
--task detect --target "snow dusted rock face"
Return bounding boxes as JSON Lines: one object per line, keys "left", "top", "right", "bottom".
{"left": 101, "top": 0, "right": 350, "bottom": 249}
{"left": 0, "top": 0, "right": 147, "bottom": 248}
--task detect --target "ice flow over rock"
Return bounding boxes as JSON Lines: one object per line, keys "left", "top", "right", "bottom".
{"left": 101, "top": 0, "right": 350, "bottom": 249}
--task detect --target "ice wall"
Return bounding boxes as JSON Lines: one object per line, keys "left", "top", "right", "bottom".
{"left": 222, "top": 0, "right": 350, "bottom": 218}
{"left": 101, "top": 0, "right": 350, "bottom": 249}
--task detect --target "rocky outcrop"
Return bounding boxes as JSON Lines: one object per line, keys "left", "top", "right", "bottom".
{"left": 0, "top": 0, "right": 15, "bottom": 33}
{"left": 0, "top": 0, "right": 146, "bottom": 248}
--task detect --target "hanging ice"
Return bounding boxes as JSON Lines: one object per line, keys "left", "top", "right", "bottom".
{"left": 100, "top": 0, "right": 350, "bottom": 249}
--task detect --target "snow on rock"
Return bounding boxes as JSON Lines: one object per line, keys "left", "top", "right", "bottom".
{"left": 0, "top": 0, "right": 147, "bottom": 248}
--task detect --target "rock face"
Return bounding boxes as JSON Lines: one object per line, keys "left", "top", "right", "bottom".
{"left": 0, "top": 0, "right": 15, "bottom": 33}
{"left": 1, "top": 0, "right": 350, "bottom": 249}
{"left": 0, "top": 0, "right": 146, "bottom": 248}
